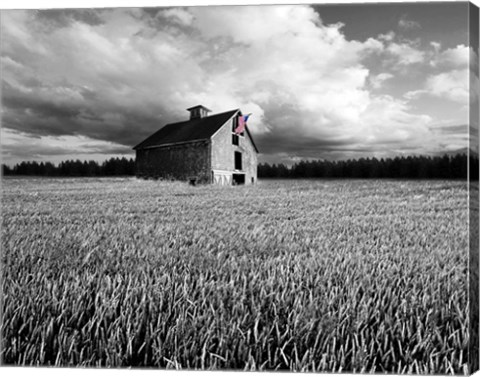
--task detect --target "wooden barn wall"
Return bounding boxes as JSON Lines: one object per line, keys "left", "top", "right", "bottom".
{"left": 135, "top": 141, "right": 211, "bottom": 183}
{"left": 211, "top": 117, "right": 258, "bottom": 184}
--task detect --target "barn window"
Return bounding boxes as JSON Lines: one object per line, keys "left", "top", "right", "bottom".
{"left": 235, "top": 151, "right": 242, "bottom": 170}
{"left": 232, "top": 134, "right": 239, "bottom": 145}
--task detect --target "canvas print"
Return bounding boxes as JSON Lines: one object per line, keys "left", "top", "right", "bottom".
{"left": 1, "top": 1, "right": 479, "bottom": 374}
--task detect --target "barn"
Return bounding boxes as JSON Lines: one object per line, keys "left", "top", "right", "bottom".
{"left": 133, "top": 105, "right": 259, "bottom": 185}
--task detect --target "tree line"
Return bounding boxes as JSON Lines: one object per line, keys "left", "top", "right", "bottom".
{"left": 2, "top": 157, "right": 135, "bottom": 177}
{"left": 2, "top": 153, "right": 478, "bottom": 180}
{"left": 258, "top": 154, "right": 479, "bottom": 180}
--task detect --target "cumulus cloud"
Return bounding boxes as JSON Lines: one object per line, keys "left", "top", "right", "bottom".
{"left": 369, "top": 73, "right": 394, "bottom": 89}
{"left": 405, "top": 44, "right": 472, "bottom": 104}
{"left": 398, "top": 15, "right": 421, "bottom": 31}
{"left": 0, "top": 5, "right": 465, "bottom": 164}
{"left": 368, "top": 32, "right": 426, "bottom": 72}
{"left": 430, "top": 41, "right": 441, "bottom": 53}
{"left": 378, "top": 31, "right": 395, "bottom": 42}
{"left": 386, "top": 40, "right": 425, "bottom": 66}
{"left": 431, "top": 44, "right": 470, "bottom": 69}
{"left": 425, "top": 69, "right": 469, "bottom": 103}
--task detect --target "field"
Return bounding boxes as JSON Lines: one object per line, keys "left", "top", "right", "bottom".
{"left": 1, "top": 177, "right": 470, "bottom": 373}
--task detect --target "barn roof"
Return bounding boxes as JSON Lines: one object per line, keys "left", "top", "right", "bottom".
{"left": 133, "top": 109, "right": 239, "bottom": 150}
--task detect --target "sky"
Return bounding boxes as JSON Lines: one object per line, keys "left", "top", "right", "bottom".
{"left": 1, "top": 1, "right": 477, "bottom": 166}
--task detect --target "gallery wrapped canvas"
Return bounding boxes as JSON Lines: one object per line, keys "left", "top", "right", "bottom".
{"left": 1, "top": 0, "right": 479, "bottom": 374}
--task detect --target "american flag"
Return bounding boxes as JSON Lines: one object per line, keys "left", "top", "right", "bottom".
{"left": 235, "top": 113, "right": 251, "bottom": 134}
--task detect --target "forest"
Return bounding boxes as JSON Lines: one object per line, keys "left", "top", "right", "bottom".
{"left": 258, "top": 154, "right": 478, "bottom": 180}
{"left": 2, "top": 157, "right": 135, "bottom": 177}
{"left": 1, "top": 153, "right": 478, "bottom": 180}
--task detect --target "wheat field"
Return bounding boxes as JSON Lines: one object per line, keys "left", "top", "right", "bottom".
{"left": 1, "top": 177, "right": 469, "bottom": 373}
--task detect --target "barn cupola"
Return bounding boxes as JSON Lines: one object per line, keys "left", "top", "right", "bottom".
{"left": 187, "top": 105, "right": 212, "bottom": 120}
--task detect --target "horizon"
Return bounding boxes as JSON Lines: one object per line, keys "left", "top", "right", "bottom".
{"left": 2, "top": 148, "right": 474, "bottom": 171}
{"left": 1, "top": 2, "right": 478, "bottom": 166}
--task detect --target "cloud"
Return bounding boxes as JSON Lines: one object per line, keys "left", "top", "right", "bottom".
{"left": 0, "top": 6, "right": 461, "bottom": 164}
{"left": 425, "top": 69, "right": 469, "bottom": 103}
{"left": 428, "top": 124, "right": 469, "bottom": 153}
{"left": 369, "top": 73, "right": 394, "bottom": 89}
{"left": 404, "top": 44, "right": 473, "bottom": 105}
{"left": 1, "top": 128, "right": 132, "bottom": 164}
{"left": 386, "top": 40, "right": 425, "bottom": 66}
{"left": 398, "top": 15, "right": 421, "bottom": 31}
{"left": 378, "top": 31, "right": 395, "bottom": 42}
{"left": 372, "top": 32, "right": 425, "bottom": 69}
{"left": 33, "top": 9, "right": 105, "bottom": 29}
{"left": 435, "top": 124, "right": 467, "bottom": 135}
{"left": 404, "top": 70, "right": 469, "bottom": 104}
{"left": 431, "top": 44, "right": 470, "bottom": 69}
{"left": 430, "top": 41, "right": 441, "bottom": 53}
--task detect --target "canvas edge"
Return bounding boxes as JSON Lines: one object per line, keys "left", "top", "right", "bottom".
{"left": 469, "top": 1, "right": 480, "bottom": 374}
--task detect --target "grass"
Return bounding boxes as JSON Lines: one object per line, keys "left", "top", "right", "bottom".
{"left": 1, "top": 177, "right": 470, "bottom": 373}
